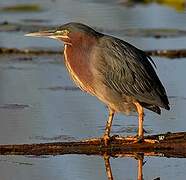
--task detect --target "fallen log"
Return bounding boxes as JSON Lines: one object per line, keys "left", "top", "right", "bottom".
{"left": 0, "top": 132, "right": 186, "bottom": 158}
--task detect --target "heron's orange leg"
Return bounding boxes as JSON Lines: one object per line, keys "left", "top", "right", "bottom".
{"left": 134, "top": 102, "right": 144, "bottom": 138}
{"left": 131, "top": 102, "right": 157, "bottom": 144}
{"left": 103, "top": 108, "right": 115, "bottom": 146}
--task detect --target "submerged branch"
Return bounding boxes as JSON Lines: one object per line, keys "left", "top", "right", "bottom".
{"left": 0, "top": 47, "right": 61, "bottom": 55}
{"left": 146, "top": 49, "right": 186, "bottom": 59}
{"left": 1, "top": 132, "right": 186, "bottom": 157}
{"left": 0, "top": 47, "right": 186, "bottom": 58}
{"left": 1, "top": 22, "right": 186, "bottom": 38}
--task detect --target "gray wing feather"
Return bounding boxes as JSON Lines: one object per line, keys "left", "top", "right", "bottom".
{"left": 96, "top": 36, "right": 169, "bottom": 109}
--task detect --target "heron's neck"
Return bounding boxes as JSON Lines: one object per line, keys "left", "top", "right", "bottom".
{"left": 63, "top": 43, "right": 95, "bottom": 93}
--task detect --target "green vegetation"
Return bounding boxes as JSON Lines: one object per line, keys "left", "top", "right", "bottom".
{"left": 1, "top": 4, "right": 42, "bottom": 12}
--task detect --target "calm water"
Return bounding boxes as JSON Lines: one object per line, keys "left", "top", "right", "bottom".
{"left": 0, "top": 0, "right": 186, "bottom": 179}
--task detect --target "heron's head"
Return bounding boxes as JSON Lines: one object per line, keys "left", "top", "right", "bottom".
{"left": 25, "top": 22, "right": 102, "bottom": 44}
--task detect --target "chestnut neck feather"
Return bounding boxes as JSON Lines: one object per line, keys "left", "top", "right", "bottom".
{"left": 63, "top": 33, "right": 97, "bottom": 93}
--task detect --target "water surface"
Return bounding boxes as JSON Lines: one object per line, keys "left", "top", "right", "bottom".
{"left": 0, "top": 0, "right": 186, "bottom": 179}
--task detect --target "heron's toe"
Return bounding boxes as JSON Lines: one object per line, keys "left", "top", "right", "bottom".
{"left": 136, "top": 135, "right": 144, "bottom": 143}
{"left": 135, "top": 136, "right": 158, "bottom": 144}
{"left": 110, "top": 134, "right": 119, "bottom": 141}
{"left": 143, "top": 139, "right": 159, "bottom": 144}
{"left": 102, "top": 134, "right": 110, "bottom": 146}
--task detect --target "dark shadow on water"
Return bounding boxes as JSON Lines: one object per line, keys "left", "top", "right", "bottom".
{"left": 30, "top": 134, "right": 76, "bottom": 141}
{"left": 0, "top": 103, "right": 29, "bottom": 110}
{"left": 39, "top": 86, "right": 79, "bottom": 91}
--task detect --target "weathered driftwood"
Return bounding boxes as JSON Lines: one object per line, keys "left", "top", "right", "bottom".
{"left": 0, "top": 47, "right": 186, "bottom": 58}
{"left": 0, "top": 132, "right": 186, "bottom": 157}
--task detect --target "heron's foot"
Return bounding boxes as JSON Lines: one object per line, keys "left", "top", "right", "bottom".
{"left": 102, "top": 134, "right": 110, "bottom": 146}
{"left": 123, "top": 136, "right": 138, "bottom": 141}
{"left": 143, "top": 138, "right": 159, "bottom": 144}
{"left": 129, "top": 136, "right": 144, "bottom": 143}
{"left": 110, "top": 134, "right": 119, "bottom": 140}
{"left": 124, "top": 136, "right": 158, "bottom": 144}
{"left": 138, "top": 135, "right": 147, "bottom": 143}
{"left": 135, "top": 136, "right": 159, "bottom": 144}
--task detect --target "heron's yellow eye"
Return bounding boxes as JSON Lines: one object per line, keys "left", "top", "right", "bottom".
{"left": 55, "top": 30, "right": 69, "bottom": 35}
{"left": 63, "top": 30, "right": 69, "bottom": 35}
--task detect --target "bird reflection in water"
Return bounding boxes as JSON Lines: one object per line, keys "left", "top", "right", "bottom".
{"left": 103, "top": 153, "right": 114, "bottom": 180}
{"left": 103, "top": 153, "right": 160, "bottom": 180}
{"left": 137, "top": 154, "right": 144, "bottom": 180}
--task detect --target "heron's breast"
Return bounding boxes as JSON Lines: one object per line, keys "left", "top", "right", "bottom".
{"left": 64, "top": 45, "right": 95, "bottom": 94}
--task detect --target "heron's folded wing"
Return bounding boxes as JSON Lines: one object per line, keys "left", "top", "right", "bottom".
{"left": 96, "top": 37, "right": 169, "bottom": 109}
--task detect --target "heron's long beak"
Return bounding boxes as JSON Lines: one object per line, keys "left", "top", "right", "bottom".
{"left": 25, "top": 30, "right": 56, "bottom": 38}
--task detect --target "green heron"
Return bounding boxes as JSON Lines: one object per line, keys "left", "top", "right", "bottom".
{"left": 26, "top": 22, "right": 170, "bottom": 144}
